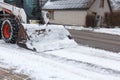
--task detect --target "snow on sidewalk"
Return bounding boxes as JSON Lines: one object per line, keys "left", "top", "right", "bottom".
{"left": 46, "top": 46, "right": 120, "bottom": 71}
{"left": 0, "top": 24, "right": 120, "bottom": 80}
{"left": 0, "top": 43, "right": 91, "bottom": 80}
{"left": 66, "top": 26, "right": 120, "bottom": 36}
{"left": 0, "top": 40, "right": 120, "bottom": 80}
{"left": 94, "top": 28, "right": 120, "bottom": 36}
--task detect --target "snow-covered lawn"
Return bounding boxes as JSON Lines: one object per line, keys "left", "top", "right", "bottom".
{"left": 66, "top": 26, "right": 120, "bottom": 36}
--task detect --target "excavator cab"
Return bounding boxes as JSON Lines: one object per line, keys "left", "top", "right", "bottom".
{"left": 4, "top": 0, "right": 44, "bottom": 23}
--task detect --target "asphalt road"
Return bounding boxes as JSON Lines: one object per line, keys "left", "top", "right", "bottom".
{"left": 68, "top": 30, "right": 120, "bottom": 52}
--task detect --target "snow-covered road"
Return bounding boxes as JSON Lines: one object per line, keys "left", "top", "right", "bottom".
{"left": 0, "top": 40, "right": 120, "bottom": 80}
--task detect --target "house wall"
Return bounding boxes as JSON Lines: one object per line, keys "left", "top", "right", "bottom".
{"left": 89, "top": 0, "right": 111, "bottom": 17}
{"left": 45, "top": 0, "right": 111, "bottom": 26}
{"left": 0, "top": 8, "right": 2, "bottom": 11}
{"left": 49, "top": 10, "right": 87, "bottom": 26}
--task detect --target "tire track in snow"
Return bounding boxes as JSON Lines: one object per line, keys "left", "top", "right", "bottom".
{"left": 1, "top": 41, "right": 120, "bottom": 77}
{"left": 35, "top": 52, "right": 120, "bottom": 78}
{"left": 0, "top": 41, "right": 120, "bottom": 79}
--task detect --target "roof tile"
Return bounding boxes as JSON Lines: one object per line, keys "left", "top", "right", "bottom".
{"left": 43, "top": 0, "right": 90, "bottom": 10}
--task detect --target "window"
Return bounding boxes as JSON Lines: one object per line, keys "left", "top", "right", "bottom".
{"left": 100, "top": 0, "right": 104, "bottom": 8}
{"left": 48, "top": 11, "right": 54, "bottom": 20}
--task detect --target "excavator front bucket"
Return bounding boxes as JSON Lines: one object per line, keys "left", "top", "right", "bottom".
{"left": 17, "top": 24, "right": 77, "bottom": 52}
{"left": 16, "top": 24, "right": 30, "bottom": 50}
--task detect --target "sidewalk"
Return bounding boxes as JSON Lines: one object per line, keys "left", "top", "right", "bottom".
{"left": 0, "top": 68, "right": 31, "bottom": 80}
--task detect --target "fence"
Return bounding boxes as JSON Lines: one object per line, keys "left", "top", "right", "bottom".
{"left": 105, "top": 11, "right": 120, "bottom": 27}
{"left": 86, "top": 14, "right": 96, "bottom": 27}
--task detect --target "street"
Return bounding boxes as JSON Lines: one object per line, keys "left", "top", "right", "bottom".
{"left": 68, "top": 29, "right": 120, "bottom": 52}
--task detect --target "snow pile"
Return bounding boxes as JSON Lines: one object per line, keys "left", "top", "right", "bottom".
{"left": 65, "top": 26, "right": 93, "bottom": 31}
{"left": 66, "top": 26, "right": 120, "bottom": 36}
{"left": 23, "top": 24, "right": 77, "bottom": 52}
{"left": 94, "top": 27, "right": 120, "bottom": 36}
{"left": 42, "top": 11, "right": 49, "bottom": 25}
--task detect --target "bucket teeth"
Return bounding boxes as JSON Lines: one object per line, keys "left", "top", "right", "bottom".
{"left": 17, "top": 42, "right": 36, "bottom": 51}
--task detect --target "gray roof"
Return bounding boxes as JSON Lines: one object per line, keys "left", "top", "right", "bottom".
{"left": 110, "top": 0, "right": 120, "bottom": 10}
{"left": 42, "top": 0, "right": 91, "bottom": 10}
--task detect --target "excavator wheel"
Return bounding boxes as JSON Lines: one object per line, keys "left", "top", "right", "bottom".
{"left": 0, "top": 20, "right": 3, "bottom": 39}
{"left": 1, "top": 19, "right": 19, "bottom": 43}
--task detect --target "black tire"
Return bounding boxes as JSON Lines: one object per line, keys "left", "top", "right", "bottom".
{"left": 0, "top": 20, "right": 3, "bottom": 39}
{"left": 1, "top": 19, "right": 19, "bottom": 43}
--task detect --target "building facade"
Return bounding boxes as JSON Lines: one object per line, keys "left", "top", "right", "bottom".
{"left": 43, "top": 0, "right": 112, "bottom": 27}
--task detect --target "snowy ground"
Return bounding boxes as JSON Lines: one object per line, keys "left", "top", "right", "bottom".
{"left": 0, "top": 25, "right": 120, "bottom": 80}
{"left": 0, "top": 41, "right": 120, "bottom": 80}
{"left": 66, "top": 26, "right": 120, "bottom": 36}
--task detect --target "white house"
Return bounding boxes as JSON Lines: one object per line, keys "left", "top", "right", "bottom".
{"left": 43, "top": 0, "right": 112, "bottom": 26}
